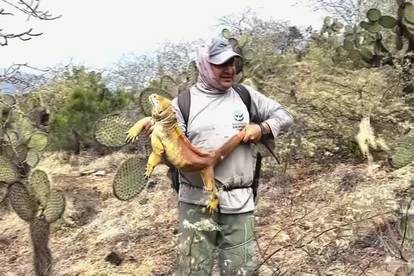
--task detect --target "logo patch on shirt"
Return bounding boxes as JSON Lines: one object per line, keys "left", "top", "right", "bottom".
{"left": 233, "top": 109, "right": 244, "bottom": 122}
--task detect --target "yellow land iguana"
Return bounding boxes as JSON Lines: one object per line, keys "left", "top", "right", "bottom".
{"left": 126, "top": 94, "right": 247, "bottom": 213}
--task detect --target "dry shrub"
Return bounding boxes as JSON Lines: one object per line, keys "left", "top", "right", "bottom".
{"left": 261, "top": 44, "right": 413, "bottom": 162}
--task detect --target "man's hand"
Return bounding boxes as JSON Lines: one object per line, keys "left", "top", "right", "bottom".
{"left": 242, "top": 123, "right": 262, "bottom": 143}
{"left": 126, "top": 117, "right": 154, "bottom": 143}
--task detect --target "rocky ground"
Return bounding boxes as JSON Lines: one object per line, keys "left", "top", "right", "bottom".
{"left": 0, "top": 152, "right": 413, "bottom": 275}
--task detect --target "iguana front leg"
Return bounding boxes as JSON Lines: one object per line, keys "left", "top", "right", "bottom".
{"left": 145, "top": 133, "right": 164, "bottom": 179}
{"left": 126, "top": 116, "right": 153, "bottom": 143}
{"left": 200, "top": 166, "right": 219, "bottom": 213}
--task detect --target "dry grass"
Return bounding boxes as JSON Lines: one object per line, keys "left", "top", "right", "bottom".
{"left": 1, "top": 151, "right": 413, "bottom": 275}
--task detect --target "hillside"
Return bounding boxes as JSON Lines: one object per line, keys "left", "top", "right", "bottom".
{"left": 1, "top": 152, "right": 413, "bottom": 275}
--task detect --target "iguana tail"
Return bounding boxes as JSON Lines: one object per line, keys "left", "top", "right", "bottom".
{"left": 211, "top": 129, "right": 246, "bottom": 166}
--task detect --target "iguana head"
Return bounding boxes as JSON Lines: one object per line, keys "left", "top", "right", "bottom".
{"left": 149, "top": 94, "right": 174, "bottom": 121}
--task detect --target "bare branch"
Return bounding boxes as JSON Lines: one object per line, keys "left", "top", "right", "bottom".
{"left": 0, "top": 63, "right": 48, "bottom": 91}
{"left": 0, "top": 27, "right": 42, "bottom": 46}
{"left": 0, "top": 8, "right": 13, "bottom": 15}
{"left": 0, "top": 0, "right": 61, "bottom": 20}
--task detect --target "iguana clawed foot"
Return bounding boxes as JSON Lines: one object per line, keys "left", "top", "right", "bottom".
{"left": 207, "top": 193, "right": 219, "bottom": 214}
{"left": 125, "top": 117, "right": 153, "bottom": 143}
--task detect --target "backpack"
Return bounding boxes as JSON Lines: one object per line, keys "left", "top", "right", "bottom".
{"left": 168, "top": 84, "right": 266, "bottom": 201}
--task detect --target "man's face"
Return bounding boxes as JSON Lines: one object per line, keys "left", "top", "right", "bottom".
{"left": 210, "top": 58, "right": 236, "bottom": 90}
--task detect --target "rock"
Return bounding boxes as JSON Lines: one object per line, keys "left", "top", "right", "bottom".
{"left": 93, "top": 170, "right": 106, "bottom": 176}
{"left": 79, "top": 169, "right": 96, "bottom": 176}
{"left": 104, "top": 251, "right": 123, "bottom": 266}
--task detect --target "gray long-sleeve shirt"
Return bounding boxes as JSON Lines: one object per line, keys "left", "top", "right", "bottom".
{"left": 172, "top": 84, "right": 293, "bottom": 214}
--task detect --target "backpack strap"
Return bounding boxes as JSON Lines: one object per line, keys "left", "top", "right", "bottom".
{"left": 232, "top": 84, "right": 252, "bottom": 119}
{"left": 177, "top": 89, "right": 191, "bottom": 135}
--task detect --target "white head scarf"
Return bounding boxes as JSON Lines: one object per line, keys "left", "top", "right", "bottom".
{"left": 195, "top": 37, "right": 241, "bottom": 94}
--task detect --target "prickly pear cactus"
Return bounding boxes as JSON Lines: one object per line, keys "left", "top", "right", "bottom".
{"left": 8, "top": 170, "right": 65, "bottom": 276}
{"left": 338, "top": 2, "right": 414, "bottom": 67}
{"left": 113, "top": 156, "right": 148, "bottom": 201}
{"left": 94, "top": 114, "right": 133, "bottom": 147}
{"left": 320, "top": 17, "right": 344, "bottom": 35}
{"left": 391, "top": 135, "right": 414, "bottom": 168}
{"left": 0, "top": 93, "right": 62, "bottom": 276}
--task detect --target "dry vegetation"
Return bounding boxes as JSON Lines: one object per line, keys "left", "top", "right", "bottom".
{"left": 1, "top": 151, "right": 413, "bottom": 275}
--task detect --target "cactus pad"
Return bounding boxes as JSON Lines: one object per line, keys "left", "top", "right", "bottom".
{"left": 113, "top": 156, "right": 147, "bottom": 201}
{"left": 1, "top": 94, "right": 16, "bottom": 106}
{"left": 404, "top": 5, "right": 414, "bottom": 25}
{"left": 367, "top": 22, "right": 381, "bottom": 33}
{"left": 360, "top": 21, "right": 371, "bottom": 31}
{"left": 44, "top": 189, "right": 65, "bottom": 223}
{"left": 379, "top": 16, "right": 397, "bottom": 29}
{"left": 30, "top": 169, "right": 50, "bottom": 208}
{"left": 343, "top": 39, "right": 354, "bottom": 50}
{"left": 391, "top": 136, "right": 414, "bottom": 168}
{"left": 27, "top": 132, "right": 48, "bottom": 151}
{"left": 238, "top": 34, "right": 248, "bottom": 48}
{"left": 3, "top": 144, "right": 27, "bottom": 163}
{"left": 8, "top": 182, "right": 36, "bottom": 222}
{"left": 5, "top": 130, "right": 20, "bottom": 146}
{"left": 0, "top": 155, "right": 18, "bottom": 183}
{"left": 0, "top": 182, "right": 8, "bottom": 203}
{"left": 95, "top": 114, "right": 133, "bottom": 147}
{"left": 221, "top": 28, "right": 231, "bottom": 39}
{"left": 367, "top": 8, "right": 381, "bottom": 22}
{"left": 228, "top": 38, "right": 238, "bottom": 48}
{"left": 160, "top": 75, "right": 179, "bottom": 97}
{"left": 25, "top": 150, "right": 40, "bottom": 168}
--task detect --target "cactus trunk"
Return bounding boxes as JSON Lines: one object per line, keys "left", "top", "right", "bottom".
{"left": 30, "top": 218, "right": 52, "bottom": 276}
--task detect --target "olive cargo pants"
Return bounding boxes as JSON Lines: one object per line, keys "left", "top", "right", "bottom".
{"left": 176, "top": 202, "right": 257, "bottom": 276}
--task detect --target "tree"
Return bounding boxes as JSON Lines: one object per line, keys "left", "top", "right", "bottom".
{"left": 40, "top": 67, "right": 133, "bottom": 153}
{"left": 108, "top": 40, "right": 198, "bottom": 91}
{"left": 0, "top": 0, "right": 60, "bottom": 46}
{"left": 0, "top": 0, "right": 60, "bottom": 89}
{"left": 218, "top": 10, "right": 305, "bottom": 53}
{"left": 308, "top": 0, "right": 396, "bottom": 24}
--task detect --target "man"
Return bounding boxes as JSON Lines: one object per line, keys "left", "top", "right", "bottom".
{"left": 172, "top": 37, "right": 293, "bottom": 275}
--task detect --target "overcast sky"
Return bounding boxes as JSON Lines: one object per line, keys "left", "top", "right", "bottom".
{"left": 0, "top": 0, "right": 326, "bottom": 70}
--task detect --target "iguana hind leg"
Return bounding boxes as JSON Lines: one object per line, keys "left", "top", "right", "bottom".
{"left": 145, "top": 134, "right": 164, "bottom": 178}
{"left": 200, "top": 166, "right": 219, "bottom": 213}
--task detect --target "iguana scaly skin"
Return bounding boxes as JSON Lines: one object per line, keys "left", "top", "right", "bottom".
{"left": 127, "top": 94, "right": 246, "bottom": 213}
